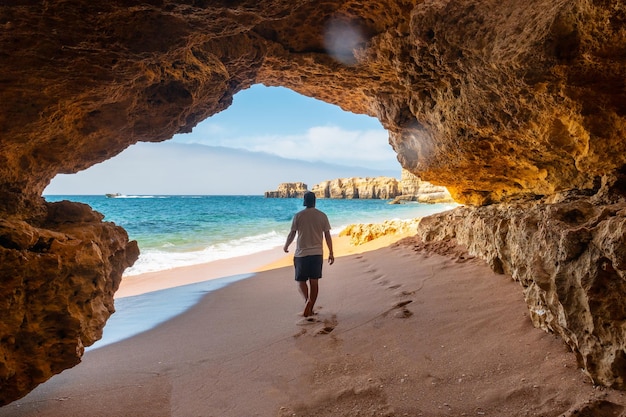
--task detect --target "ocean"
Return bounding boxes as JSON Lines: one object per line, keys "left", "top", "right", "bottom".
{"left": 44, "top": 195, "right": 457, "bottom": 277}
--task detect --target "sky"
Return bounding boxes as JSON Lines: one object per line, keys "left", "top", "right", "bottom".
{"left": 44, "top": 85, "right": 401, "bottom": 195}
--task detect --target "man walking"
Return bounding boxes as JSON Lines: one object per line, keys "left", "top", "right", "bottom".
{"left": 283, "top": 191, "right": 334, "bottom": 319}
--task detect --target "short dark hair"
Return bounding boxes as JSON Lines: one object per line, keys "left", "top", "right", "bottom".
{"left": 303, "top": 191, "right": 316, "bottom": 208}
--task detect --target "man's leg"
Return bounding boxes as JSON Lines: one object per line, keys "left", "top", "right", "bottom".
{"left": 298, "top": 280, "right": 309, "bottom": 303}
{"left": 303, "top": 279, "right": 319, "bottom": 317}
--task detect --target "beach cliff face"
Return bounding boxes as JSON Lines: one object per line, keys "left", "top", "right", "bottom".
{"left": 1, "top": 0, "right": 626, "bottom": 404}
{"left": 413, "top": 180, "right": 626, "bottom": 389}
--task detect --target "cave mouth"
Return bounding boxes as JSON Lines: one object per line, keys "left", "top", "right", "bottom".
{"left": 38, "top": 86, "right": 457, "bottom": 350}
{"left": 43, "top": 83, "right": 407, "bottom": 274}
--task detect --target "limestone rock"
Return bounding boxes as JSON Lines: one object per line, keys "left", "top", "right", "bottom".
{"left": 304, "top": 171, "right": 453, "bottom": 202}
{"left": 414, "top": 183, "right": 626, "bottom": 389}
{"left": 5, "top": 1, "right": 625, "bottom": 208}
{"left": 264, "top": 182, "right": 308, "bottom": 198}
{"left": 311, "top": 177, "right": 399, "bottom": 199}
{"left": 391, "top": 169, "right": 454, "bottom": 204}
{"left": 0, "top": 200, "right": 138, "bottom": 405}
{"left": 339, "top": 219, "right": 421, "bottom": 246}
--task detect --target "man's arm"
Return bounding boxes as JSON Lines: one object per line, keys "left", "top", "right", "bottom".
{"left": 284, "top": 230, "right": 296, "bottom": 253}
{"left": 324, "top": 230, "right": 334, "bottom": 265}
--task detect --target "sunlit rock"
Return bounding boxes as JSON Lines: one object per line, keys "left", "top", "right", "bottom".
{"left": 264, "top": 182, "right": 308, "bottom": 198}
{"left": 390, "top": 169, "right": 453, "bottom": 203}
{"left": 340, "top": 218, "right": 421, "bottom": 246}
{"left": 414, "top": 174, "right": 626, "bottom": 388}
{"left": 0, "top": 200, "right": 138, "bottom": 405}
{"left": 312, "top": 176, "right": 400, "bottom": 199}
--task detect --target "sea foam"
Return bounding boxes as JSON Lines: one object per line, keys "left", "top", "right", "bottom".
{"left": 123, "top": 230, "right": 285, "bottom": 276}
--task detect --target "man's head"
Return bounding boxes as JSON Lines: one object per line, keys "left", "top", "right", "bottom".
{"left": 303, "top": 191, "right": 316, "bottom": 208}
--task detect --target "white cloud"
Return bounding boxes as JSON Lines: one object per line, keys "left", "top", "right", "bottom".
{"left": 188, "top": 121, "right": 231, "bottom": 137}
{"left": 251, "top": 126, "right": 397, "bottom": 169}
{"left": 177, "top": 125, "right": 398, "bottom": 170}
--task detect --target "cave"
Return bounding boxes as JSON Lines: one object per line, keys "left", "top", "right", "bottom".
{"left": 2, "top": 0, "right": 626, "bottom": 406}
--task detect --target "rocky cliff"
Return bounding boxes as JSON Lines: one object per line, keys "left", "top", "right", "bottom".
{"left": 311, "top": 176, "right": 400, "bottom": 199}
{"left": 2, "top": 0, "right": 626, "bottom": 404}
{"left": 390, "top": 169, "right": 454, "bottom": 203}
{"left": 267, "top": 171, "right": 452, "bottom": 201}
{"left": 0, "top": 201, "right": 138, "bottom": 405}
{"left": 264, "top": 182, "right": 308, "bottom": 198}
{"left": 413, "top": 177, "right": 626, "bottom": 389}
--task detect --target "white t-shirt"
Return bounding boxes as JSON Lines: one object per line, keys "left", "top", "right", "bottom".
{"left": 290, "top": 207, "right": 331, "bottom": 257}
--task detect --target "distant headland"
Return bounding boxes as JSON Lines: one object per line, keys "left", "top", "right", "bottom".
{"left": 265, "top": 169, "right": 454, "bottom": 204}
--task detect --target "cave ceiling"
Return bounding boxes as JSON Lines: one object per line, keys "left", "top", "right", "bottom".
{"left": 1, "top": 0, "right": 625, "bottom": 209}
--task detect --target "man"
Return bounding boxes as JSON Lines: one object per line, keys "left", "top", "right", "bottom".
{"left": 283, "top": 191, "right": 334, "bottom": 319}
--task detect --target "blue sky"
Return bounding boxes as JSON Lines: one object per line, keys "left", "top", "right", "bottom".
{"left": 45, "top": 85, "right": 401, "bottom": 195}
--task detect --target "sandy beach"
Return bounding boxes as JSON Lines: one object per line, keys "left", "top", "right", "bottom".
{"left": 2, "top": 233, "right": 625, "bottom": 417}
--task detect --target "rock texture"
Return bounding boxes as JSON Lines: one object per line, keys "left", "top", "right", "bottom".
{"left": 264, "top": 182, "right": 308, "bottom": 198}
{"left": 4, "top": 1, "right": 625, "bottom": 208}
{"left": 0, "top": 200, "right": 138, "bottom": 406}
{"left": 413, "top": 174, "right": 626, "bottom": 389}
{"left": 312, "top": 176, "right": 400, "bottom": 199}
{"left": 390, "top": 169, "right": 453, "bottom": 203}
{"left": 339, "top": 218, "right": 420, "bottom": 246}
{"left": 2, "top": 0, "right": 626, "bottom": 403}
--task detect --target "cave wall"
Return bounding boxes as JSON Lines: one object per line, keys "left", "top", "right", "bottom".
{"left": 1, "top": 0, "right": 626, "bottom": 404}
{"left": 0, "top": 200, "right": 138, "bottom": 405}
{"left": 414, "top": 172, "right": 626, "bottom": 388}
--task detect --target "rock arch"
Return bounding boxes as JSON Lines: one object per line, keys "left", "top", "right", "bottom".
{"left": 2, "top": 0, "right": 626, "bottom": 404}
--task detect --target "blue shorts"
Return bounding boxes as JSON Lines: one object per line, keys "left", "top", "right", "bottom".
{"left": 294, "top": 255, "right": 323, "bottom": 281}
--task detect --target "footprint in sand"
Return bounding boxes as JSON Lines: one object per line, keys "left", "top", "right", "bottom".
{"left": 294, "top": 313, "right": 338, "bottom": 336}
{"left": 317, "top": 314, "right": 338, "bottom": 335}
{"left": 296, "top": 316, "right": 320, "bottom": 325}
{"left": 386, "top": 300, "right": 414, "bottom": 319}
{"left": 394, "top": 308, "right": 413, "bottom": 318}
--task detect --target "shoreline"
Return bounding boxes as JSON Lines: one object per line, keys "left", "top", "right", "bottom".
{"left": 116, "top": 231, "right": 414, "bottom": 298}
{"left": 96, "top": 232, "right": 415, "bottom": 351}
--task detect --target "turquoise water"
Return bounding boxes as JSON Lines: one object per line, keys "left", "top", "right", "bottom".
{"left": 44, "top": 195, "right": 456, "bottom": 276}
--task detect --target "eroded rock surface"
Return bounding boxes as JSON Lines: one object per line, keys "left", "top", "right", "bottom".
{"left": 0, "top": 200, "right": 138, "bottom": 405}
{"left": 1, "top": 0, "right": 626, "bottom": 404}
{"left": 312, "top": 176, "right": 400, "bottom": 199}
{"left": 2, "top": 1, "right": 625, "bottom": 206}
{"left": 414, "top": 173, "right": 626, "bottom": 388}
{"left": 339, "top": 218, "right": 420, "bottom": 246}
{"left": 267, "top": 170, "right": 451, "bottom": 201}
